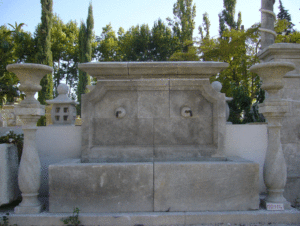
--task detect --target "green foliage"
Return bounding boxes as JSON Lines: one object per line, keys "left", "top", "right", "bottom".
{"left": 275, "top": 19, "right": 300, "bottom": 44}
{"left": 0, "top": 213, "right": 17, "bottom": 226}
{"left": 169, "top": 45, "right": 199, "bottom": 61}
{"left": 51, "top": 16, "right": 80, "bottom": 96}
{"left": 0, "top": 24, "right": 33, "bottom": 106}
{"left": 150, "top": 19, "right": 180, "bottom": 61}
{"left": 167, "top": 0, "right": 196, "bottom": 51}
{"left": 117, "top": 24, "right": 151, "bottom": 61}
{"left": 77, "top": 3, "right": 94, "bottom": 115}
{"left": 199, "top": 0, "right": 263, "bottom": 124}
{"left": 218, "top": 0, "right": 242, "bottom": 36}
{"left": 61, "top": 207, "right": 82, "bottom": 226}
{"left": 96, "top": 19, "right": 180, "bottom": 62}
{"left": 36, "top": 0, "right": 54, "bottom": 106}
{"left": 0, "top": 131, "right": 24, "bottom": 162}
{"left": 97, "top": 23, "right": 119, "bottom": 61}
{"left": 277, "top": 0, "right": 294, "bottom": 34}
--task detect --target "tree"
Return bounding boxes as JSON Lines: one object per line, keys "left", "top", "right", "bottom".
{"left": 218, "top": 0, "right": 242, "bottom": 37}
{"left": 36, "top": 0, "right": 54, "bottom": 106}
{"left": 117, "top": 24, "right": 151, "bottom": 61}
{"left": 51, "top": 15, "right": 80, "bottom": 97}
{"left": 199, "top": 0, "right": 262, "bottom": 123}
{"left": 150, "top": 19, "right": 180, "bottom": 61}
{"left": 277, "top": 0, "right": 295, "bottom": 34}
{"left": 0, "top": 24, "right": 36, "bottom": 106}
{"left": 97, "top": 23, "right": 119, "bottom": 61}
{"left": 167, "top": 0, "right": 196, "bottom": 53}
{"left": 77, "top": 2, "right": 94, "bottom": 115}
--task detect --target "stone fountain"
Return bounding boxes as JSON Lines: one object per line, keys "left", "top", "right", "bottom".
{"left": 48, "top": 62, "right": 260, "bottom": 213}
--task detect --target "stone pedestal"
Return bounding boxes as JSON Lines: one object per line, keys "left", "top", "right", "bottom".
{"left": 250, "top": 61, "right": 295, "bottom": 210}
{"left": 258, "top": 43, "right": 300, "bottom": 206}
{"left": 6, "top": 63, "right": 53, "bottom": 214}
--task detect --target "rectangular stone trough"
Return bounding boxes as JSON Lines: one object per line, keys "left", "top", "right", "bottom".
{"left": 49, "top": 157, "right": 259, "bottom": 213}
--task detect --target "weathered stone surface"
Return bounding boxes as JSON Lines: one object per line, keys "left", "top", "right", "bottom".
{"left": 0, "top": 144, "right": 19, "bottom": 206}
{"left": 154, "top": 158, "right": 260, "bottom": 212}
{"left": 4, "top": 210, "right": 300, "bottom": 226}
{"left": 7, "top": 63, "right": 53, "bottom": 214}
{"left": 138, "top": 90, "right": 169, "bottom": 118}
{"left": 80, "top": 63, "right": 227, "bottom": 162}
{"left": 49, "top": 160, "right": 154, "bottom": 213}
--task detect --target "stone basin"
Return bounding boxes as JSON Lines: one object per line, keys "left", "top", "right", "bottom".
{"left": 49, "top": 157, "right": 259, "bottom": 213}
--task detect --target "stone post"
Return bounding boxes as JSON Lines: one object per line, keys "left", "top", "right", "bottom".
{"left": 6, "top": 63, "right": 53, "bottom": 214}
{"left": 250, "top": 62, "right": 295, "bottom": 210}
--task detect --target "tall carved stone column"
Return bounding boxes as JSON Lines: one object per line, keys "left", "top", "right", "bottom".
{"left": 6, "top": 63, "right": 53, "bottom": 214}
{"left": 260, "top": 0, "right": 276, "bottom": 50}
{"left": 250, "top": 62, "right": 295, "bottom": 210}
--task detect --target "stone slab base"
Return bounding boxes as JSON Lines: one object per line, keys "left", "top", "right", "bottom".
{"left": 14, "top": 204, "right": 42, "bottom": 214}
{"left": 49, "top": 158, "right": 259, "bottom": 213}
{"left": 2, "top": 209, "right": 300, "bottom": 226}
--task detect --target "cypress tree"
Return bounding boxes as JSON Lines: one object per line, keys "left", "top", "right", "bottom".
{"left": 77, "top": 2, "right": 94, "bottom": 116}
{"left": 36, "top": 0, "right": 54, "bottom": 105}
{"left": 277, "top": 0, "right": 295, "bottom": 34}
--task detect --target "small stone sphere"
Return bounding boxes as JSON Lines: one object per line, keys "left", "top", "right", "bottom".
{"left": 211, "top": 81, "right": 222, "bottom": 93}
{"left": 57, "top": 84, "right": 69, "bottom": 95}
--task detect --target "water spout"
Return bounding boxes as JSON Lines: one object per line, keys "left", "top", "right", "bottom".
{"left": 116, "top": 111, "right": 122, "bottom": 118}
{"left": 185, "top": 110, "right": 193, "bottom": 117}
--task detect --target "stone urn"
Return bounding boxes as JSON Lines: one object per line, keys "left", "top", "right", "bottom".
{"left": 250, "top": 61, "right": 295, "bottom": 210}
{"left": 6, "top": 64, "right": 52, "bottom": 107}
{"left": 6, "top": 63, "right": 53, "bottom": 214}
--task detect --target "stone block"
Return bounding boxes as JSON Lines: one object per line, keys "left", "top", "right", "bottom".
{"left": 49, "top": 160, "right": 153, "bottom": 213}
{"left": 94, "top": 90, "right": 138, "bottom": 118}
{"left": 169, "top": 90, "right": 213, "bottom": 118}
{"left": 92, "top": 118, "right": 153, "bottom": 146}
{"left": 154, "top": 118, "right": 213, "bottom": 146}
{"left": 282, "top": 143, "right": 300, "bottom": 176}
{"left": 138, "top": 90, "right": 169, "bottom": 118}
{"left": 0, "top": 144, "right": 19, "bottom": 206}
{"left": 153, "top": 158, "right": 259, "bottom": 212}
{"left": 281, "top": 116, "right": 300, "bottom": 144}
{"left": 88, "top": 146, "right": 153, "bottom": 163}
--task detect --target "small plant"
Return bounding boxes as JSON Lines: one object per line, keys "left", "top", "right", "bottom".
{"left": 0, "top": 130, "right": 23, "bottom": 162}
{"left": 61, "top": 207, "right": 82, "bottom": 226}
{"left": 0, "top": 213, "right": 17, "bottom": 226}
{"left": 292, "top": 196, "right": 300, "bottom": 210}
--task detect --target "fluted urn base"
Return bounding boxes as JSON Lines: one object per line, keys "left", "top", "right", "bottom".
{"left": 15, "top": 202, "right": 42, "bottom": 214}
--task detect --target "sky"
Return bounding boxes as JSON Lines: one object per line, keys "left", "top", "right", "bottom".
{"left": 0, "top": 0, "right": 299, "bottom": 40}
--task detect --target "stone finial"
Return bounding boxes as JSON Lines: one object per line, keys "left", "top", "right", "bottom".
{"left": 46, "top": 84, "right": 78, "bottom": 125}
{"left": 211, "top": 81, "right": 233, "bottom": 123}
{"left": 211, "top": 81, "right": 222, "bottom": 93}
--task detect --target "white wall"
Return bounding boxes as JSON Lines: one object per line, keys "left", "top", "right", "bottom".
{"left": 224, "top": 124, "right": 268, "bottom": 193}
{"left": 36, "top": 126, "right": 82, "bottom": 196}
{"left": 1, "top": 124, "right": 268, "bottom": 196}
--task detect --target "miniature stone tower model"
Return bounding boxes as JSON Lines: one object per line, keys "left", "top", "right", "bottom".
{"left": 46, "top": 84, "right": 78, "bottom": 125}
